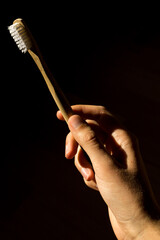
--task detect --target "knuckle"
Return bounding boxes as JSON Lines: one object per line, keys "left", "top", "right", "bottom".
{"left": 83, "top": 130, "right": 97, "bottom": 145}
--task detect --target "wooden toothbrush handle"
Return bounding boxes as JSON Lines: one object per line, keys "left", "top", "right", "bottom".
{"left": 28, "top": 49, "right": 93, "bottom": 167}
{"left": 28, "top": 49, "right": 73, "bottom": 122}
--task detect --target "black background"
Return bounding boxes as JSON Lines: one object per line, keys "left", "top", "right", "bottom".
{"left": 1, "top": 4, "right": 160, "bottom": 239}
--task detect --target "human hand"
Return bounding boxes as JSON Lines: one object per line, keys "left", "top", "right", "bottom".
{"left": 57, "top": 105, "right": 160, "bottom": 240}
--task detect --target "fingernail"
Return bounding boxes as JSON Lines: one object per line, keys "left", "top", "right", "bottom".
{"left": 81, "top": 168, "right": 90, "bottom": 180}
{"left": 70, "top": 116, "right": 83, "bottom": 129}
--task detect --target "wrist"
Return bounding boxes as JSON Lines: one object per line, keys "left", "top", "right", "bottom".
{"left": 124, "top": 209, "right": 160, "bottom": 240}
{"left": 135, "top": 219, "right": 160, "bottom": 240}
{"left": 137, "top": 201, "right": 160, "bottom": 239}
{"left": 131, "top": 193, "right": 160, "bottom": 239}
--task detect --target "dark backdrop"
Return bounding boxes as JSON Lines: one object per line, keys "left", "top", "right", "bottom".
{"left": 1, "top": 5, "right": 160, "bottom": 240}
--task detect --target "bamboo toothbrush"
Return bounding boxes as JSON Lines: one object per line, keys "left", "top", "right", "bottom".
{"left": 8, "top": 18, "right": 92, "bottom": 165}
{"left": 8, "top": 18, "right": 73, "bottom": 122}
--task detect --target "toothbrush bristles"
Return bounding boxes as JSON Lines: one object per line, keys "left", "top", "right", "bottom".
{"left": 8, "top": 22, "right": 32, "bottom": 53}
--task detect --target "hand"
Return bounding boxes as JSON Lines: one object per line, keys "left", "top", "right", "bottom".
{"left": 57, "top": 105, "right": 160, "bottom": 240}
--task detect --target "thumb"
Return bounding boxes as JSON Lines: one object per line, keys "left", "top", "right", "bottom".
{"left": 68, "top": 115, "right": 113, "bottom": 173}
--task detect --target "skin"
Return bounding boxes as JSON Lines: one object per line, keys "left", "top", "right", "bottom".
{"left": 57, "top": 105, "right": 160, "bottom": 240}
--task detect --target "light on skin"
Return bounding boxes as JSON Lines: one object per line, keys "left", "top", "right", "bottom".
{"left": 57, "top": 105, "right": 160, "bottom": 240}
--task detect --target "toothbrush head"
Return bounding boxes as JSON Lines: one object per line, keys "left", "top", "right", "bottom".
{"left": 8, "top": 18, "right": 32, "bottom": 53}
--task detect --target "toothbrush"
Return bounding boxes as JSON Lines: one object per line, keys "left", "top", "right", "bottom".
{"left": 8, "top": 18, "right": 73, "bottom": 122}
{"left": 8, "top": 18, "right": 92, "bottom": 165}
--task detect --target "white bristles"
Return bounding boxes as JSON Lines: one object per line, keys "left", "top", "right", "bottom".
{"left": 8, "top": 22, "right": 32, "bottom": 53}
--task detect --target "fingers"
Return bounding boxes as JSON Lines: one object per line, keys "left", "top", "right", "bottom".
{"left": 57, "top": 110, "right": 65, "bottom": 121}
{"left": 57, "top": 105, "right": 120, "bottom": 134}
{"left": 65, "top": 120, "right": 100, "bottom": 159}
{"left": 65, "top": 132, "right": 78, "bottom": 159}
{"left": 68, "top": 115, "right": 114, "bottom": 178}
{"left": 65, "top": 118, "right": 109, "bottom": 160}
{"left": 74, "top": 145, "right": 95, "bottom": 181}
{"left": 71, "top": 105, "right": 112, "bottom": 120}
{"left": 66, "top": 132, "right": 98, "bottom": 190}
{"left": 57, "top": 105, "right": 110, "bottom": 121}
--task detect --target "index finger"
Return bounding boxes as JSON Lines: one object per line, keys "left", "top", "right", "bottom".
{"left": 57, "top": 105, "right": 121, "bottom": 133}
{"left": 57, "top": 105, "right": 110, "bottom": 120}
